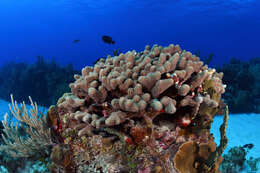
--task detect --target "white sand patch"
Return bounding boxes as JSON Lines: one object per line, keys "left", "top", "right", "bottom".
{"left": 211, "top": 113, "right": 260, "bottom": 160}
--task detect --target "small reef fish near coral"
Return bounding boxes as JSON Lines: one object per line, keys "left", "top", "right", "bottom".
{"left": 243, "top": 143, "right": 254, "bottom": 150}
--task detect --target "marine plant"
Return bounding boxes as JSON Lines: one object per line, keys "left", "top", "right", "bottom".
{"left": 1, "top": 44, "right": 228, "bottom": 173}
{"left": 0, "top": 95, "right": 53, "bottom": 158}
{"left": 0, "top": 95, "right": 53, "bottom": 172}
{"left": 113, "top": 48, "right": 121, "bottom": 56}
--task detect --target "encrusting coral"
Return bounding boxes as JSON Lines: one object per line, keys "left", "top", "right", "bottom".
{"left": 46, "top": 43, "right": 228, "bottom": 173}
{"left": 0, "top": 43, "right": 228, "bottom": 173}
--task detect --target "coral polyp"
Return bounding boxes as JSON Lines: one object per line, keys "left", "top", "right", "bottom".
{"left": 48, "top": 44, "right": 228, "bottom": 173}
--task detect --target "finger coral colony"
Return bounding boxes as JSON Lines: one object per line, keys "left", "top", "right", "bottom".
{"left": 2, "top": 44, "right": 229, "bottom": 173}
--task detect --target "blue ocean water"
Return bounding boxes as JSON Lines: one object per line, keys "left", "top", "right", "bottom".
{"left": 0, "top": 0, "right": 259, "bottom": 69}
{"left": 0, "top": 0, "right": 260, "bottom": 172}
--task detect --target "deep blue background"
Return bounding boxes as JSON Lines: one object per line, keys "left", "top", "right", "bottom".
{"left": 0, "top": 0, "right": 259, "bottom": 69}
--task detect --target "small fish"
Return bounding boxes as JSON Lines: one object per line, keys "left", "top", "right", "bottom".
{"left": 102, "top": 35, "right": 115, "bottom": 44}
{"left": 243, "top": 143, "right": 254, "bottom": 149}
{"left": 73, "top": 39, "right": 80, "bottom": 43}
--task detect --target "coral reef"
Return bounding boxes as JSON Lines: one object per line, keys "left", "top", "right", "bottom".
{"left": 47, "top": 44, "right": 228, "bottom": 172}
{"left": 220, "top": 144, "right": 260, "bottom": 173}
{"left": 0, "top": 56, "right": 79, "bottom": 107}
{"left": 217, "top": 57, "right": 260, "bottom": 113}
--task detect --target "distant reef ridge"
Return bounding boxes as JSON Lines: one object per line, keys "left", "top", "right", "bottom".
{"left": 218, "top": 57, "right": 260, "bottom": 114}
{"left": 0, "top": 56, "right": 80, "bottom": 107}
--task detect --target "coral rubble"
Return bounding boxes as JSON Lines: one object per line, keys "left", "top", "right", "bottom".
{"left": 46, "top": 44, "right": 228, "bottom": 173}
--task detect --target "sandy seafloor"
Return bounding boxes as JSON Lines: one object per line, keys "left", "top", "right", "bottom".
{"left": 211, "top": 113, "right": 260, "bottom": 159}
{"left": 0, "top": 98, "right": 260, "bottom": 172}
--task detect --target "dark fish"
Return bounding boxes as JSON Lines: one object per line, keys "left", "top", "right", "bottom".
{"left": 102, "top": 35, "right": 115, "bottom": 44}
{"left": 73, "top": 40, "right": 80, "bottom": 43}
{"left": 243, "top": 143, "right": 254, "bottom": 149}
